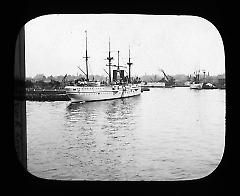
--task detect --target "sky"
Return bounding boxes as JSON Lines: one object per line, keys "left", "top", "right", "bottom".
{"left": 25, "top": 14, "right": 225, "bottom": 78}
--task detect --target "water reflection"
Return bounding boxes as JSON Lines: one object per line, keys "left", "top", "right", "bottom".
{"left": 62, "top": 97, "right": 142, "bottom": 180}
{"left": 65, "top": 96, "right": 141, "bottom": 126}
{"left": 27, "top": 89, "right": 225, "bottom": 180}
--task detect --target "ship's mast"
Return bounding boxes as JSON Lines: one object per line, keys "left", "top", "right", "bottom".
{"left": 83, "top": 30, "right": 89, "bottom": 81}
{"left": 118, "top": 50, "right": 119, "bottom": 68}
{"left": 117, "top": 51, "right": 120, "bottom": 80}
{"left": 127, "top": 47, "right": 133, "bottom": 83}
{"left": 106, "top": 38, "right": 113, "bottom": 84}
{"left": 203, "top": 70, "right": 206, "bottom": 83}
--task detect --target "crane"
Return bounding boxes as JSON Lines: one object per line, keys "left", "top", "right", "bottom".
{"left": 159, "top": 68, "right": 175, "bottom": 87}
{"left": 159, "top": 69, "right": 169, "bottom": 82}
{"left": 60, "top": 74, "right": 68, "bottom": 88}
{"left": 62, "top": 74, "right": 67, "bottom": 83}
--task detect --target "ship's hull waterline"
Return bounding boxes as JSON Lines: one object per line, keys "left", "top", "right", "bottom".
{"left": 65, "top": 85, "right": 141, "bottom": 103}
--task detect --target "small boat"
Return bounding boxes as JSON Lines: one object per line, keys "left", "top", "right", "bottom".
{"left": 65, "top": 31, "right": 141, "bottom": 103}
{"left": 202, "top": 82, "right": 217, "bottom": 89}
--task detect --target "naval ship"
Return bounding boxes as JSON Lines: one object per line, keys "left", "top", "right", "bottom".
{"left": 65, "top": 31, "right": 141, "bottom": 103}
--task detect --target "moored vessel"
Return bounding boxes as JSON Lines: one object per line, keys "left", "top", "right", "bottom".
{"left": 189, "top": 70, "right": 218, "bottom": 90}
{"left": 190, "top": 70, "right": 203, "bottom": 90}
{"left": 65, "top": 31, "right": 141, "bottom": 103}
{"left": 190, "top": 82, "right": 203, "bottom": 89}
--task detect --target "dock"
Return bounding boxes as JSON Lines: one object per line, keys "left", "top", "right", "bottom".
{"left": 26, "top": 89, "right": 70, "bottom": 101}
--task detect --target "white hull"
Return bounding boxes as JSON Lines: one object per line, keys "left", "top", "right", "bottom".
{"left": 190, "top": 83, "right": 203, "bottom": 89}
{"left": 65, "top": 84, "right": 141, "bottom": 102}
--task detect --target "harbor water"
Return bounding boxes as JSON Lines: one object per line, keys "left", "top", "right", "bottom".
{"left": 26, "top": 87, "right": 225, "bottom": 180}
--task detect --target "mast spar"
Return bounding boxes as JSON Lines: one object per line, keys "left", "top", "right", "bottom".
{"left": 118, "top": 50, "right": 119, "bottom": 68}
{"left": 106, "top": 38, "right": 114, "bottom": 84}
{"left": 83, "top": 30, "right": 89, "bottom": 81}
{"left": 127, "top": 46, "right": 133, "bottom": 83}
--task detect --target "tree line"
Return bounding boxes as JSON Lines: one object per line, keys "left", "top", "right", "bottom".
{"left": 25, "top": 73, "right": 225, "bottom": 89}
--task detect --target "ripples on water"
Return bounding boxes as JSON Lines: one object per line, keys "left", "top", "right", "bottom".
{"left": 27, "top": 88, "right": 225, "bottom": 181}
